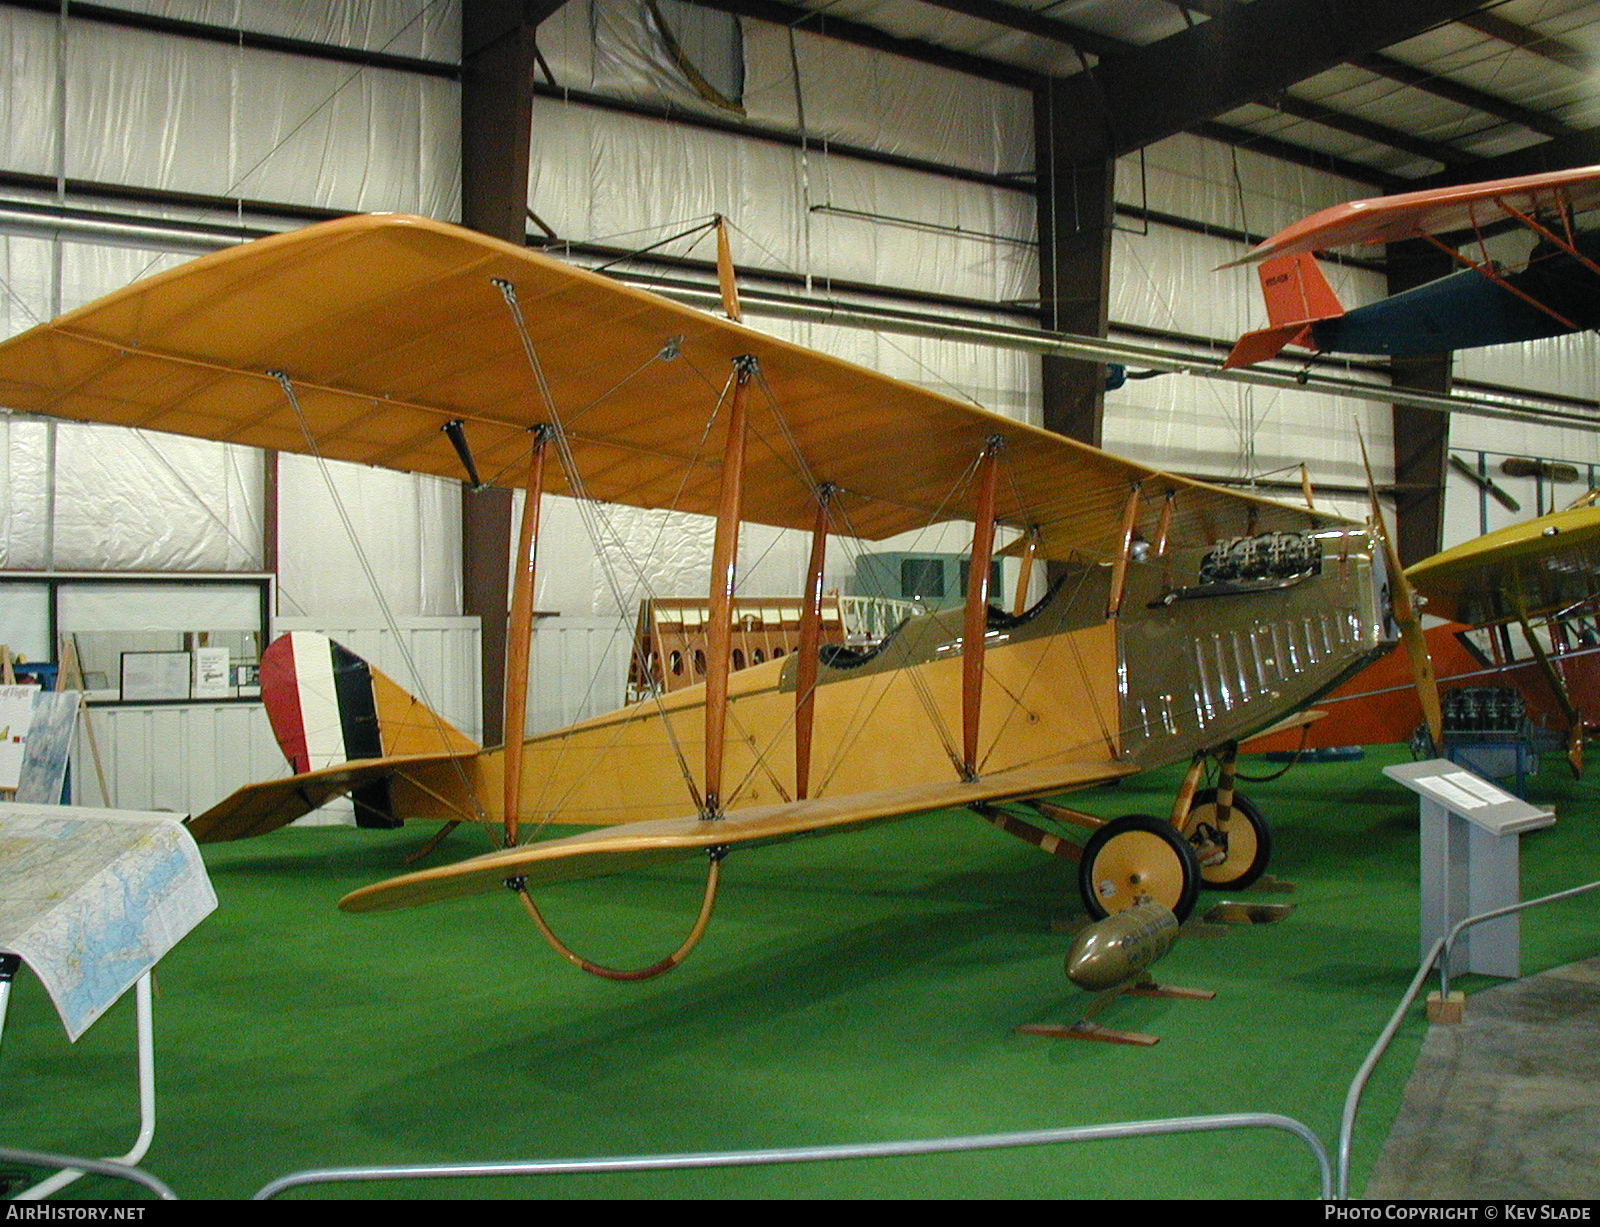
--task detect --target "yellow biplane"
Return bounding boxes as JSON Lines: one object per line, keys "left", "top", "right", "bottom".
{"left": 1408, "top": 495, "right": 1600, "bottom": 776}
{"left": 0, "top": 214, "right": 1397, "bottom": 980}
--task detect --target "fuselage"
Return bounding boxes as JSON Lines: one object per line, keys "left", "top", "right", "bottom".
{"left": 389, "top": 525, "right": 1395, "bottom": 829}
{"left": 1315, "top": 230, "right": 1600, "bottom": 357}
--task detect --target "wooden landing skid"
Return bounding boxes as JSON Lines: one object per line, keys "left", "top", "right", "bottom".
{"left": 1017, "top": 1020, "right": 1161, "bottom": 1047}
{"left": 1019, "top": 978, "right": 1215, "bottom": 1046}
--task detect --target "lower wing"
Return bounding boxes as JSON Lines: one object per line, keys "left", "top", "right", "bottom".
{"left": 338, "top": 760, "right": 1139, "bottom": 913}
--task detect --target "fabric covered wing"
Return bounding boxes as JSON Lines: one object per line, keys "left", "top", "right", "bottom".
{"left": 0, "top": 213, "right": 1340, "bottom": 562}
{"left": 1223, "top": 166, "right": 1600, "bottom": 266}
{"left": 1406, "top": 503, "right": 1600, "bottom": 627}
{"left": 337, "top": 760, "right": 1140, "bottom": 913}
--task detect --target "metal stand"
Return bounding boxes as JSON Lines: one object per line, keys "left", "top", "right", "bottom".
{"left": 1383, "top": 759, "right": 1554, "bottom": 979}
{"left": 7, "top": 969, "right": 158, "bottom": 1201}
{"left": 0, "top": 803, "right": 211, "bottom": 1201}
{"left": 0, "top": 954, "right": 18, "bottom": 1062}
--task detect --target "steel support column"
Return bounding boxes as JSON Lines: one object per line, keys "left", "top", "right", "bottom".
{"left": 460, "top": 1, "right": 567, "bottom": 744}
{"left": 1035, "top": 85, "right": 1114, "bottom": 448}
{"left": 1388, "top": 238, "right": 1454, "bottom": 566}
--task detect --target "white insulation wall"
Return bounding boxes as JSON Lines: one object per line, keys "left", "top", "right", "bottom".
{"left": 1, "top": 0, "right": 1598, "bottom": 764}
{"left": 0, "top": 0, "right": 463, "bottom": 616}
{"left": 1107, "top": 135, "right": 1394, "bottom": 516}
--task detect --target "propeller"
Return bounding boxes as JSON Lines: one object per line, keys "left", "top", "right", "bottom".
{"left": 1359, "top": 433, "right": 1445, "bottom": 756}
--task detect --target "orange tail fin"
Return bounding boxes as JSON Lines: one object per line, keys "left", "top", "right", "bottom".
{"left": 1259, "top": 251, "right": 1343, "bottom": 327}
{"left": 1224, "top": 252, "right": 1344, "bottom": 369}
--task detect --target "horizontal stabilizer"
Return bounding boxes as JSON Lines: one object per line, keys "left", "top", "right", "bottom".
{"left": 1223, "top": 323, "right": 1311, "bottom": 369}
{"left": 186, "top": 750, "right": 480, "bottom": 844}
{"left": 338, "top": 760, "right": 1140, "bottom": 913}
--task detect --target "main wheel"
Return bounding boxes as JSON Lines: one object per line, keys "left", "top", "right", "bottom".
{"left": 1183, "top": 788, "right": 1272, "bottom": 891}
{"left": 1078, "top": 814, "right": 1202, "bottom": 922}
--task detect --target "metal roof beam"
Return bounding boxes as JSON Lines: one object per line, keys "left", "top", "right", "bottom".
{"left": 924, "top": 0, "right": 1493, "bottom": 168}
{"left": 1163, "top": 0, "right": 1569, "bottom": 145}
{"left": 681, "top": 0, "right": 1045, "bottom": 89}
{"left": 1423, "top": 125, "right": 1600, "bottom": 187}
{"left": 908, "top": 0, "right": 1119, "bottom": 58}
{"left": 1048, "top": 0, "right": 1493, "bottom": 163}
{"left": 687, "top": 0, "right": 1460, "bottom": 182}
{"left": 1266, "top": 92, "right": 1478, "bottom": 168}
{"left": 1458, "top": 9, "right": 1594, "bottom": 72}
{"left": 1353, "top": 51, "right": 1575, "bottom": 140}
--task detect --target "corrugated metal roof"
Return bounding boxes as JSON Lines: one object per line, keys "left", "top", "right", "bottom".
{"left": 767, "top": 0, "right": 1600, "bottom": 181}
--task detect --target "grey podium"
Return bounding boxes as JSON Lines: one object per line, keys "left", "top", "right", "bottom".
{"left": 1383, "top": 759, "right": 1554, "bottom": 979}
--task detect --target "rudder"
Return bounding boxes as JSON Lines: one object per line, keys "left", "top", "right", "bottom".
{"left": 1259, "top": 250, "right": 1343, "bottom": 328}
{"left": 1224, "top": 252, "right": 1345, "bottom": 369}
{"left": 260, "top": 631, "right": 478, "bottom": 828}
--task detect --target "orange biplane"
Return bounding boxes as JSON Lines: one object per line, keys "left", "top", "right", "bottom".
{"left": 1223, "top": 165, "right": 1600, "bottom": 370}
{"left": 0, "top": 214, "right": 1399, "bottom": 981}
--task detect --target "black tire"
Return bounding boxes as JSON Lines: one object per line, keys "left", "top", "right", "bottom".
{"left": 1078, "top": 813, "right": 1202, "bottom": 922}
{"left": 1184, "top": 788, "right": 1272, "bottom": 891}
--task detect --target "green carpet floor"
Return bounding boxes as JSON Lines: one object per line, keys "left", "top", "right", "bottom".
{"left": 5, "top": 745, "right": 1600, "bottom": 1199}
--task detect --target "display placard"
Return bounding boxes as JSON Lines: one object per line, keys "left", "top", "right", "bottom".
{"left": 192, "top": 647, "right": 231, "bottom": 699}
{"left": 120, "top": 651, "right": 192, "bottom": 702}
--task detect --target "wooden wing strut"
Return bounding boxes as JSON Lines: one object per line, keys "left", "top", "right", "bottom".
{"left": 794, "top": 484, "right": 833, "bottom": 800}
{"left": 1012, "top": 527, "right": 1040, "bottom": 617}
{"left": 502, "top": 426, "right": 549, "bottom": 846}
{"left": 962, "top": 438, "right": 1002, "bottom": 779}
{"left": 704, "top": 357, "right": 756, "bottom": 816}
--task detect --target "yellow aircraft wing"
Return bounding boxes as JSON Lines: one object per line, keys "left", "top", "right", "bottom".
{"left": 1406, "top": 502, "right": 1600, "bottom": 626}
{"left": 0, "top": 213, "right": 1343, "bottom": 562}
{"left": 338, "top": 759, "right": 1139, "bottom": 912}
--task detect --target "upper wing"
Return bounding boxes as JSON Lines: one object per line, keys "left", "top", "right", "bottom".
{"left": 337, "top": 759, "right": 1139, "bottom": 913}
{"left": 0, "top": 213, "right": 1342, "bottom": 562}
{"left": 1406, "top": 503, "right": 1600, "bottom": 626}
{"left": 1224, "top": 165, "right": 1600, "bottom": 266}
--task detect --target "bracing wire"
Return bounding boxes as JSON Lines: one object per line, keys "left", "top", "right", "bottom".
{"left": 271, "top": 370, "right": 491, "bottom": 826}
{"left": 492, "top": 279, "right": 714, "bottom": 825}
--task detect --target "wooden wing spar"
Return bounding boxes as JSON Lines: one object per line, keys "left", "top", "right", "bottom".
{"left": 0, "top": 213, "right": 1340, "bottom": 564}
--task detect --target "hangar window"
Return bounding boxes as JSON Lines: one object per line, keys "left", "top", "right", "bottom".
{"left": 0, "top": 572, "right": 272, "bottom": 704}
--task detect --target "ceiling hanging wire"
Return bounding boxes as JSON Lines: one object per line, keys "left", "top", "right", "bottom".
{"left": 787, "top": 28, "right": 814, "bottom": 295}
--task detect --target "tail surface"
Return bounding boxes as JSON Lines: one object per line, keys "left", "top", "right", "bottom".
{"left": 260, "top": 631, "right": 479, "bottom": 828}
{"left": 1224, "top": 252, "right": 1345, "bottom": 369}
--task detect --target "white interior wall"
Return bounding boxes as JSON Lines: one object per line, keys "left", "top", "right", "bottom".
{"left": 0, "top": 1, "right": 462, "bottom": 614}
{"left": 73, "top": 615, "right": 481, "bottom": 815}
{"left": 106, "top": 1, "right": 462, "bottom": 59}
{"left": 1105, "top": 133, "right": 1395, "bottom": 502}
{"left": 528, "top": 1, "right": 1040, "bottom": 615}
{"left": 1, "top": 1, "right": 1598, "bottom": 752}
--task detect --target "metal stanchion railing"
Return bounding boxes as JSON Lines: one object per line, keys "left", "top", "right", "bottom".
{"left": 0, "top": 1147, "right": 176, "bottom": 1200}
{"left": 1338, "top": 876, "right": 1600, "bottom": 1199}
{"left": 255, "top": 1112, "right": 1331, "bottom": 1200}
{"left": 1439, "top": 879, "right": 1600, "bottom": 1000}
